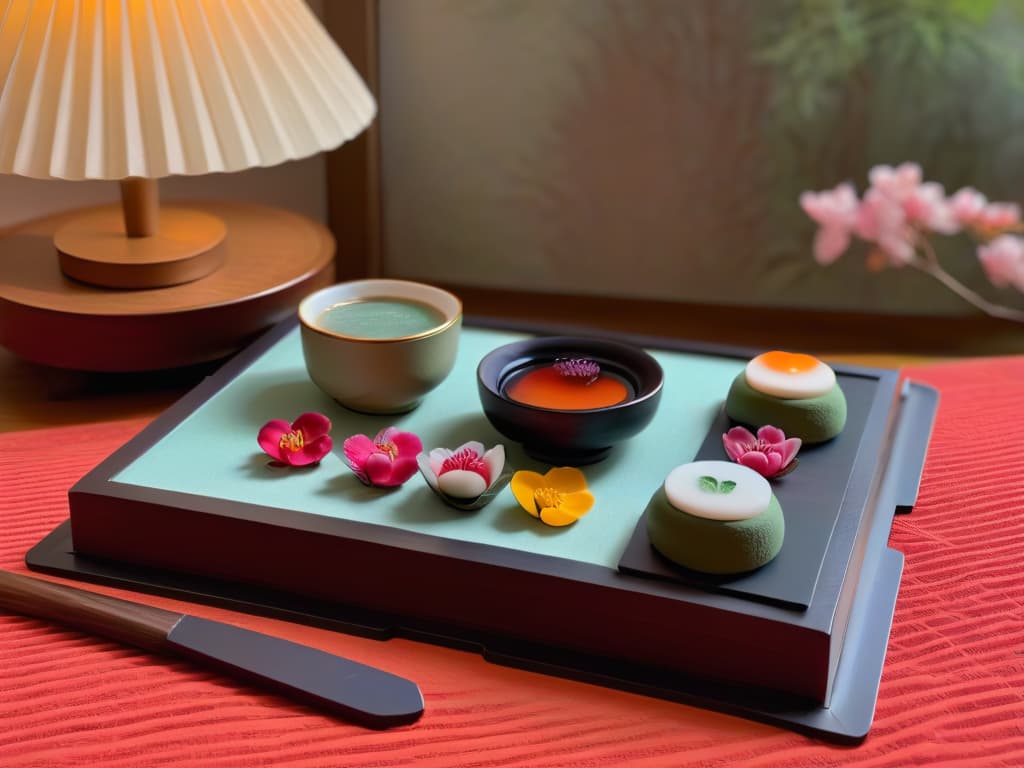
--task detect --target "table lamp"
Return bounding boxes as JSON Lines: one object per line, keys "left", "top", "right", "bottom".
{"left": 0, "top": 0, "right": 376, "bottom": 371}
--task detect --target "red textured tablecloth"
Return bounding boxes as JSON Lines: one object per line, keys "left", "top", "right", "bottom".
{"left": 2, "top": 357, "right": 1024, "bottom": 767}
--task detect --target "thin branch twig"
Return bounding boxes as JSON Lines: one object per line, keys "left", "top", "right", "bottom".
{"left": 913, "top": 236, "right": 1024, "bottom": 322}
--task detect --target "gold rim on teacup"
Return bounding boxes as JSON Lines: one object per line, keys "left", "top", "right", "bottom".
{"left": 298, "top": 280, "right": 462, "bottom": 344}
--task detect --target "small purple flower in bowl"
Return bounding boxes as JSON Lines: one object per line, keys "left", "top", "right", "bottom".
{"left": 554, "top": 357, "right": 600, "bottom": 384}
{"left": 722, "top": 425, "right": 801, "bottom": 479}
{"left": 417, "top": 441, "right": 510, "bottom": 510}
{"left": 257, "top": 412, "right": 333, "bottom": 466}
{"left": 343, "top": 427, "right": 422, "bottom": 487}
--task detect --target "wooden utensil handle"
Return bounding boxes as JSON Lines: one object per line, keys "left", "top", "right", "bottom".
{"left": 0, "top": 570, "right": 181, "bottom": 652}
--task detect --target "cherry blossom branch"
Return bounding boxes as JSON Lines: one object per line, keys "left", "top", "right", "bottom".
{"left": 801, "top": 163, "right": 1024, "bottom": 323}
{"left": 912, "top": 236, "right": 1024, "bottom": 323}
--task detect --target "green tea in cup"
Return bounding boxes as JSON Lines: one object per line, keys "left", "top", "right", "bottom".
{"left": 316, "top": 297, "right": 446, "bottom": 339}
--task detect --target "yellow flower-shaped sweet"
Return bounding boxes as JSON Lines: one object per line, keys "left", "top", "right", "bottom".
{"left": 510, "top": 467, "right": 594, "bottom": 527}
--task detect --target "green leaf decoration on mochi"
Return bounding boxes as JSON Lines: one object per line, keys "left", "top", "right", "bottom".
{"left": 698, "top": 475, "right": 737, "bottom": 494}
{"left": 698, "top": 475, "right": 718, "bottom": 492}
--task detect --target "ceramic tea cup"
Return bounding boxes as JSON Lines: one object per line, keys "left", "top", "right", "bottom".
{"left": 298, "top": 279, "right": 462, "bottom": 413}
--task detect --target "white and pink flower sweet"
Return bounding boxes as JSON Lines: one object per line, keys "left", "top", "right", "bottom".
{"left": 417, "top": 441, "right": 508, "bottom": 509}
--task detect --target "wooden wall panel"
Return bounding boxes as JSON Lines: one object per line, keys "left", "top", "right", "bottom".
{"left": 323, "top": 0, "right": 381, "bottom": 281}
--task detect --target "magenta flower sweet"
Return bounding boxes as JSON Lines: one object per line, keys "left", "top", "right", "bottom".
{"left": 722, "top": 425, "right": 801, "bottom": 479}
{"left": 257, "top": 412, "right": 333, "bottom": 466}
{"left": 343, "top": 427, "right": 422, "bottom": 487}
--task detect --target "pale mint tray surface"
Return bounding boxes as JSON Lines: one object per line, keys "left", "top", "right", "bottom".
{"left": 115, "top": 326, "right": 745, "bottom": 569}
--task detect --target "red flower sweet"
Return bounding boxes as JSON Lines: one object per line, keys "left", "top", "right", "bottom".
{"left": 722, "top": 425, "right": 801, "bottom": 478}
{"left": 257, "top": 412, "right": 333, "bottom": 466}
{"left": 343, "top": 427, "right": 422, "bottom": 487}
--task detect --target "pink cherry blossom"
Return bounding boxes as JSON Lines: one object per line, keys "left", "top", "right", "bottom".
{"left": 859, "top": 164, "right": 958, "bottom": 256}
{"left": 903, "top": 181, "right": 960, "bottom": 234}
{"left": 343, "top": 427, "right": 422, "bottom": 487}
{"left": 257, "top": 412, "right": 333, "bottom": 466}
{"left": 867, "top": 163, "right": 922, "bottom": 203}
{"left": 855, "top": 188, "right": 916, "bottom": 264}
{"left": 722, "top": 425, "right": 801, "bottom": 479}
{"left": 949, "top": 187, "right": 988, "bottom": 226}
{"left": 976, "top": 202, "right": 1021, "bottom": 232}
{"left": 799, "top": 182, "right": 859, "bottom": 265}
{"left": 977, "top": 235, "right": 1024, "bottom": 291}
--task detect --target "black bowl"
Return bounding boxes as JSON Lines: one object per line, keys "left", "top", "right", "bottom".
{"left": 476, "top": 336, "right": 664, "bottom": 465}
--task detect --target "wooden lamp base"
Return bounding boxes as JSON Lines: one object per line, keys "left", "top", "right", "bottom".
{"left": 55, "top": 207, "right": 227, "bottom": 289}
{"left": 0, "top": 200, "right": 336, "bottom": 372}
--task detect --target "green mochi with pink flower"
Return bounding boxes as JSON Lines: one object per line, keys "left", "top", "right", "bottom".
{"left": 644, "top": 418, "right": 805, "bottom": 576}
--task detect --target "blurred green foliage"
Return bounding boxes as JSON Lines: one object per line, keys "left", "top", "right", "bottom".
{"left": 755, "top": 0, "right": 1022, "bottom": 125}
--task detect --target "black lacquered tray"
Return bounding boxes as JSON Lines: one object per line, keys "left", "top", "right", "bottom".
{"left": 28, "top": 316, "right": 938, "bottom": 742}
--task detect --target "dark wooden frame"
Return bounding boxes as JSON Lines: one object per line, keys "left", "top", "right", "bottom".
{"left": 321, "top": 1, "right": 1024, "bottom": 357}
{"left": 324, "top": 1, "right": 381, "bottom": 282}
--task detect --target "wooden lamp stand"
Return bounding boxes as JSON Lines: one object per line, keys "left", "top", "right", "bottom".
{"left": 54, "top": 179, "right": 228, "bottom": 289}
{"left": 0, "top": 192, "right": 336, "bottom": 372}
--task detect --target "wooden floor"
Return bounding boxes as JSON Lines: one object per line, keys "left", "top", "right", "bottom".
{"left": 4, "top": 284, "right": 1024, "bottom": 433}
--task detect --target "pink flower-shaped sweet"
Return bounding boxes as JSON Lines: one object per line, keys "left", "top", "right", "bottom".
{"left": 257, "top": 412, "right": 333, "bottom": 466}
{"left": 343, "top": 427, "right": 422, "bottom": 487}
{"left": 417, "top": 441, "right": 509, "bottom": 509}
{"left": 723, "top": 425, "right": 801, "bottom": 479}
{"left": 799, "top": 182, "right": 859, "bottom": 265}
{"left": 977, "top": 235, "right": 1024, "bottom": 291}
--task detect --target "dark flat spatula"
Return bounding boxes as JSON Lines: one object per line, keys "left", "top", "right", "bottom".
{"left": 0, "top": 570, "right": 423, "bottom": 728}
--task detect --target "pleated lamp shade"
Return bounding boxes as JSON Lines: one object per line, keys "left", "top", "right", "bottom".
{"left": 0, "top": 0, "right": 374, "bottom": 309}
{"left": 0, "top": 0, "right": 377, "bottom": 180}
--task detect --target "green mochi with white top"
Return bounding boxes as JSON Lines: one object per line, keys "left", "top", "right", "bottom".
{"left": 724, "top": 372, "right": 847, "bottom": 444}
{"left": 645, "top": 460, "right": 785, "bottom": 575}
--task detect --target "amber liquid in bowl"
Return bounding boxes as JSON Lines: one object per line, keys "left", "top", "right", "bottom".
{"left": 503, "top": 364, "right": 631, "bottom": 410}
